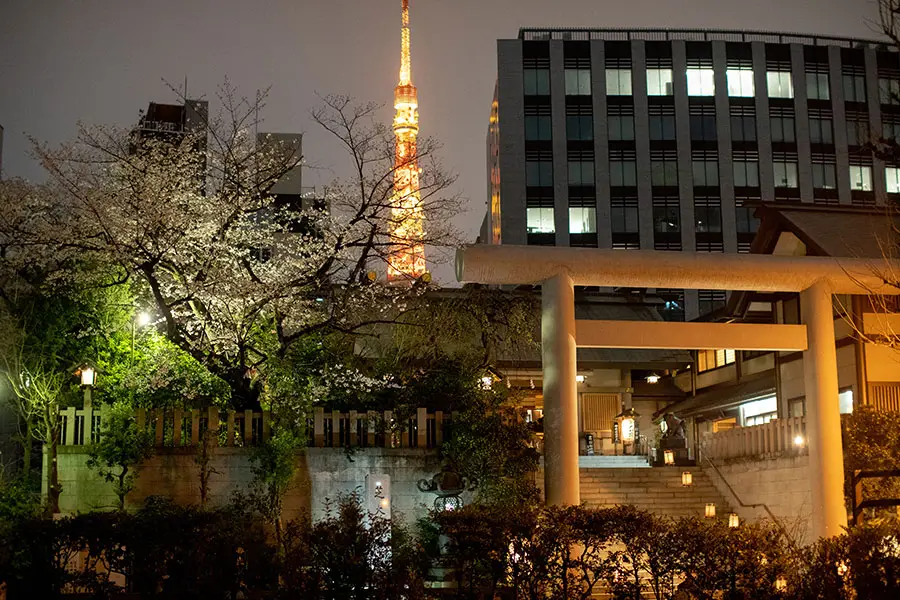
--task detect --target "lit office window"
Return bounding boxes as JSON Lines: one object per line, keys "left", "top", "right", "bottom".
{"left": 524, "top": 69, "right": 550, "bottom": 95}
{"left": 879, "top": 78, "right": 900, "bottom": 105}
{"left": 526, "top": 208, "right": 555, "bottom": 233}
{"left": 806, "top": 73, "right": 830, "bottom": 100}
{"left": 687, "top": 68, "right": 715, "bottom": 96}
{"left": 606, "top": 69, "right": 632, "bottom": 95}
{"left": 812, "top": 163, "right": 836, "bottom": 189}
{"left": 773, "top": 162, "right": 799, "bottom": 188}
{"left": 849, "top": 165, "right": 873, "bottom": 191}
{"left": 887, "top": 167, "right": 900, "bottom": 193}
{"left": 647, "top": 69, "right": 674, "bottom": 95}
{"left": 565, "top": 69, "right": 592, "bottom": 96}
{"left": 726, "top": 68, "right": 755, "bottom": 97}
{"left": 698, "top": 348, "right": 736, "bottom": 371}
{"left": 732, "top": 161, "right": 759, "bottom": 187}
{"left": 569, "top": 206, "right": 597, "bottom": 234}
{"left": 767, "top": 71, "right": 794, "bottom": 98}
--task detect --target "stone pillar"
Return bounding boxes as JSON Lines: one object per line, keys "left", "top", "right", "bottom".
{"left": 542, "top": 272, "right": 580, "bottom": 506}
{"left": 800, "top": 280, "right": 848, "bottom": 539}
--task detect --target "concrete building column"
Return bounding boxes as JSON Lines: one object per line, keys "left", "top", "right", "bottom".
{"left": 542, "top": 272, "right": 580, "bottom": 506}
{"left": 800, "top": 279, "right": 848, "bottom": 539}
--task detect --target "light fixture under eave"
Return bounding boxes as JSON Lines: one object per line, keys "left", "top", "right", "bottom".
{"left": 575, "top": 375, "right": 585, "bottom": 383}
{"left": 682, "top": 471, "right": 693, "bottom": 486}
{"left": 645, "top": 374, "right": 660, "bottom": 384}
{"left": 705, "top": 503, "right": 716, "bottom": 518}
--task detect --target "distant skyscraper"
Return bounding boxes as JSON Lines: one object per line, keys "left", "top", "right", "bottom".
{"left": 388, "top": 0, "right": 427, "bottom": 281}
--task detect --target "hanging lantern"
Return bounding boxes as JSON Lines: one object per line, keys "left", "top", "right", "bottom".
{"left": 682, "top": 471, "right": 693, "bottom": 486}
{"left": 705, "top": 503, "right": 716, "bottom": 518}
{"left": 729, "top": 513, "right": 740, "bottom": 528}
{"left": 664, "top": 449, "right": 675, "bottom": 465}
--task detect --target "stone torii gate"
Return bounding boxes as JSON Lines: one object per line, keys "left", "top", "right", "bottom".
{"left": 456, "top": 245, "right": 900, "bottom": 540}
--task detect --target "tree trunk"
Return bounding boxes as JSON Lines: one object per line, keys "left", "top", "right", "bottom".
{"left": 46, "top": 436, "right": 60, "bottom": 514}
{"left": 117, "top": 466, "right": 129, "bottom": 510}
{"left": 22, "top": 417, "right": 33, "bottom": 478}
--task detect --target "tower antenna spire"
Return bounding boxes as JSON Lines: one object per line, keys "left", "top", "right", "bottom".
{"left": 388, "top": 0, "right": 426, "bottom": 281}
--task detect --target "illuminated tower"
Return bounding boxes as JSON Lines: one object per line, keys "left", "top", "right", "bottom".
{"left": 387, "top": 0, "right": 427, "bottom": 281}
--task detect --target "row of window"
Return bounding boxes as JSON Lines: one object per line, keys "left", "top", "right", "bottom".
{"left": 528, "top": 66, "right": 897, "bottom": 103}
{"left": 527, "top": 159, "right": 892, "bottom": 191}
{"left": 527, "top": 113, "right": 867, "bottom": 145}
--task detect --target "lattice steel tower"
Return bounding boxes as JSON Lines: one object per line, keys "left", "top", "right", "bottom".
{"left": 387, "top": 0, "right": 427, "bottom": 280}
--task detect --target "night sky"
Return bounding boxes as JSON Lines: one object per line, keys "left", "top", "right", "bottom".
{"left": 0, "top": 0, "right": 883, "bottom": 282}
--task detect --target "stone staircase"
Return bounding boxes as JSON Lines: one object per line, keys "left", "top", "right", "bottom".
{"left": 580, "top": 467, "right": 732, "bottom": 519}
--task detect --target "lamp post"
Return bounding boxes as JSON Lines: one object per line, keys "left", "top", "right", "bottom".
{"left": 79, "top": 364, "right": 96, "bottom": 408}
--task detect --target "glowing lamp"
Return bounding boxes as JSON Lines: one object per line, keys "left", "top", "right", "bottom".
{"left": 615, "top": 408, "right": 638, "bottom": 444}
{"left": 793, "top": 435, "right": 805, "bottom": 447}
{"left": 79, "top": 366, "right": 96, "bottom": 387}
{"left": 775, "top": 576, "right": 787, "bottom": 592}
{"left": 136, "top": 311, "right": 152, "bottom": 327}
{"left": 681, "top": 471, "right": 693, "bottom": 486}
{"left": 645, "top": 374, "right": 660, "bottom": 384}
{"left": 836, "top": 561, "right": 849, "bottom": 577}
{"left": 575, "top": 375, "right": 585, "bottom": 383}
{"left": 664, "top": 450, "right": 675, "bottom": 465}
{"left": 481, "top": 376, "right": 493, "bottom": 390}
{"left": 729, "top": 513, "right": 740, "bottom": 528}
{"left": 705, "top": 503, "right": 716, "bottom": 518}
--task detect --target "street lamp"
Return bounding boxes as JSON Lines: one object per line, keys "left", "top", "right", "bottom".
{"left": 78, "top": 364, "right": 96, "bottom": 408}
{"left": 132, "top": 311, "right": 153, "bottom": 365}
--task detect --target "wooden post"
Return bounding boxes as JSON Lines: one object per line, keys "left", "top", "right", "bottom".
{"left": 314, "top": 407, "right": 324, "bottom": 447}
{"left": 191, "top": 409, "right": 200, "bottom": 445}
{"left": 82, "top": 405, "right": 93, "bottom": 446}
{"left": 155, "top": 409, "right": 164, "bottom": 446}
{"left": 172, "top": 408, "right": 183, "bottom": 446}
{"left": 384, "top": 411, "right": 393, "bottom": 448}
{"left": 349, "top": 410, "right": 358, "bottom": 447}
{"left": 331, "top": 410, "right": 341, "bottom": 447}
{"left": 244, "top": 410, "right": 253, "bottom": 446}
{"left": 435, "top": 411, "right": 444, "bottom": 446}
{"left": 367, "top": 411, "right": 377, "bottom": 447}
{"left": 417, "top": 408, "right": 427, "bottom": 449}
{"left": 226, "top": 411, "right": 235, "bottom": 447}
{"left": 63, "top": 407, "right": 76, "bottom": 446}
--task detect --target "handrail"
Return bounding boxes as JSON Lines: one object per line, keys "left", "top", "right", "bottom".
{"left": 703, "top": 455, "right": 799, "bottom": 552}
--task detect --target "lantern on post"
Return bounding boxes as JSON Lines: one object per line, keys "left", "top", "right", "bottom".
{"left": 77, "top": 363, "right": 96, "bottom": 408}
{"left": 681, "top": 471, "right": 693, "bottom": 486}
{"left": 705, "top": 503, "right": 716, "bottom": 518}
{"left": 664, "top": 449, "right": 675, "bottom": 465}
{"left": 729, "top": 513, "right": 741, "bottom": 528}
{"left": 614, "top": 408, "right": 638, "bottom": 454}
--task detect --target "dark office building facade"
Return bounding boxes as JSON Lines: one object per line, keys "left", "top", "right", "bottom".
{"left": 484, "top": 29, "right": 898, "bottom": 320}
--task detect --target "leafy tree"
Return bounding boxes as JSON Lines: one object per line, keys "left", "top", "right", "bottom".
{"left": 87, "top": 401, "right": 155, "bottom": 510}
{"left": 842, "top": 406, "right": 900, "bottom": 519}
{"left": 244, "top": 428, "right": 303, "bottom": 550}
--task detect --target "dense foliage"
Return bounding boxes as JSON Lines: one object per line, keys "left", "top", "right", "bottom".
{"left": 842, "top": 407, "right": 900, "bottom": 520}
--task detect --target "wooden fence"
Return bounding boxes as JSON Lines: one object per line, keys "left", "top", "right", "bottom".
{"left": 58, "top": 406, "right": 453, "bottom": 450}
{"left": 701, "top": 416, "right": 807, "bottom": 461}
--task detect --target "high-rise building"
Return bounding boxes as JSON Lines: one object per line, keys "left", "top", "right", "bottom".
{"left": 0, "top": 123, "right": 5, "bottom": 177}
{"left": 484, "top": 28, "right": 897, "bottom": 320}
{"left": 388, "top": 0, "right": 427, "bottom": 281}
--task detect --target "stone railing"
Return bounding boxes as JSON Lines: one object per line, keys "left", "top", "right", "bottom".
{"left": 701, "top": 416, "right": 807, "bottom": 461}
{"left": 58, "top": 405, "right": 452, "bottom": 450}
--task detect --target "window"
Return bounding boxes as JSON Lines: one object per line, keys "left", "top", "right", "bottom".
{"left": 525, "top": 115, "right": 552, "bottom": 141}
{"left": 611, "top": 204, "right": 639, "bottom": 233}
{"left": 735, "top": 206, "right": 759, "bottom": 233}
{"left": 767, "top": 71, "right": 793, "bottom": 98}
{"left": 606, "top": 69, "right": 632, "bottom": 95}
{"left": 569, "top": 206, "right": 596, "bottom": 234}
{"left": 812, "top": 163, "right": 836, "bottom": 189}
{"left": 526, "top": 208, "right": 555, "bottom": 233}
{"left": 698, "top": 291, "right": 728, "bottom": 320}
{"left": 526, "top": 160, "right": 553, "bottom": 187}
{"left": 887, "top": 167, "right": 900, "bottom": 193}
{"left": 697, "top": 348, "right": 736, "bottom": 372}
{"left": 687, "top": 68, "right": 715, "bottom": 96}
{"left": 565, "top": 69, "right": 592, "bottom": 96}
{"left": 883, "top": 117, "right": 900, "bottom": 141}
{"left": 647, "top": 69, "right": 674, "bottom": 95}
{"left": 806, "top": 72, "right": 830, "bottom": 100}
{"left": 610, "top": 161, "right": 637, "bottom": 187}
{"left": 741, "top": 396, "right": 777, "bottom": 427}
{"left": 809, "top": 118, "right": 833, "bottom": 144}
{"left": 880, "top": 78, "right": 900, "bottom": 105}
{"left": 731, "top": 114, "right": 757, "bottom": 142}
{"left": 733, "top": 161, "right": 759, "bottom": 187}
{"left": 850, "top": 165, "right": 873, "bottom": 191}
{"left": 690, "top": 113, "right": 717, "bottom": 141}
{"left": 524, "top": 69, "right": 550, "bottom": 95}
{"left": 649, "top": 113, "right": 676, "bottom": 140}
{"left": 692, "top": 161, "right": 719, "bottom": 186}
{"left": 566, "top": 115, "right": 594, "bottom": 140}
{"left": 651, "top": 160, "right": 679, "bottom": 186}
{"left": 726, "top": 68, "right": 755, "bottom": 96}
{"left": 843, "top": 74, "right": 866, "bottom": 102}
{"left": 568, "top": 161, "right": 595, "bottom": 186}
{"left": 653, "top": 206, "right": 680, "bottom": 232}
{"left": 695, "top": 205, "right": 722, "bottom": 233}
{"left": 839, "top": 389, "right": 854, "bottom": 415}
{"left": 773, "top": 162, "right": 799, "bottom": 188}
{"left": 770, "top": 116, "right": 795, "bottom": 143}
{"left": 846, "top": 116, "right": 870, "bottom": 145}
{"left": 606, "top": 115, "right": 633, "bottom": 141}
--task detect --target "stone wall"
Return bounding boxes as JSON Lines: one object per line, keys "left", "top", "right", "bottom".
{"left": 48, "top": 446, "right": 444, "bottom": 525}
{"left": 705, "top": 455, "right": 814, "bottom": 545}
